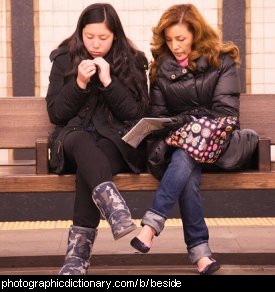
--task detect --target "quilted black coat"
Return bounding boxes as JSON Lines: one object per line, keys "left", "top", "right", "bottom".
{"left": 149, "top": 53, "right": 240, "bottom": 119}
{"left": 46, "top": 46, "right": 148, "bottom": 174}
{"left": 147, "top": 53, "right": 258, "bottom": 180}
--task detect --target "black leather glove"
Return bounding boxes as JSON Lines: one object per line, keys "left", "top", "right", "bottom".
{"left": 163, "top": 113, "right": 192, "bottom": 131}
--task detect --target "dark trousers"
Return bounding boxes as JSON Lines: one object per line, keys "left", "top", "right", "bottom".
{"left": 63, "top": 130, "right": 129, "bottom": 228}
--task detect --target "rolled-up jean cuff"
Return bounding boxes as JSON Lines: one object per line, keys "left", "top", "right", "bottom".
{"left": 188, "top": 242, "right": 212, "bottom": 264}
{"left": 141, "top": 210, "right": 166, "bottom": 236}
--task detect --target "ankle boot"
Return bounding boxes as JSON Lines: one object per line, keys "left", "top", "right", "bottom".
{"left": 59, "top": 225, "right": 97, "bottom": 275}
{"left": 92, "top": 181, "right": 136, "bottom": 240}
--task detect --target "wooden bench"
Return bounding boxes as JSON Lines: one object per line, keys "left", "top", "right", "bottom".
{"left": 0, "top": 94, "right": 275, "bottom": 194}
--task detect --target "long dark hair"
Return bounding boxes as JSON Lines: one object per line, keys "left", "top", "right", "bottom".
{"left": 59, "top": 3, "right": 148, "bottom": 113}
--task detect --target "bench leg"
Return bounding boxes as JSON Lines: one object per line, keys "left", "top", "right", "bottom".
{"left": 92, "top": 181, "right": 136, "bottom": 240}
{"left": 59, "top": 225, "right": 97, "bottom": 275}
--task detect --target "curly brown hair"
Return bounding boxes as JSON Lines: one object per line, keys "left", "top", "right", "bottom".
{"left": 150, "top": 4, "right": 240, "bottom": 82}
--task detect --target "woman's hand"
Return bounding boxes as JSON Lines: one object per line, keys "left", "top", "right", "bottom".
{"left": 77, "top": 60, "right": 97, "bottom": 89}
{"left": 93, "top": 57, "right": 112, "bottom": 87}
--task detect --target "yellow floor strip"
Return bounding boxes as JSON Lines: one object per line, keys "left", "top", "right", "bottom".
{"left": 1, "top": 218, "right": 275, "bottom": 230}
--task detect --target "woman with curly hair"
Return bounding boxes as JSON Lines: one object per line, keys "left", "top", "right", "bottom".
{"left": 131, "top": 4, "right": 242, "bottom": 275}
{"left": 46, "top": 3, "right": 149, "bottom": 275}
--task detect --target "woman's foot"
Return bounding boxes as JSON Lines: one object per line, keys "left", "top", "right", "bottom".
{"left": 130, "top": 225, "right": 156, "bottom": 253}
{"left": 197, "top": 257, "right": 220, "bottom": 275}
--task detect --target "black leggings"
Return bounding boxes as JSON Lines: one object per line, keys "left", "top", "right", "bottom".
{"left": 63, "top": 130, "right": 129, "bottom": 228}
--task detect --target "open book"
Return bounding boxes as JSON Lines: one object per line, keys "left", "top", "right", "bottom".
{"left": 122, "top": 117, "right": 172, "bottom": 148}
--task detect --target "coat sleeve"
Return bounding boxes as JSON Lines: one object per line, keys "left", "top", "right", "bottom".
{"left": 100, "top": 53, "right": 149, "bottom": 121}
{"left": 99, "top": 76, "right": 146, "bottom": 121}
{"left": 211, "top": 54, "right": 241, "bottom": 118}
{"left": 46, "top": 51, "right": 90, "bottom": 125}
{"left": 148, "top": 80, "right": 171, "bottom": 117}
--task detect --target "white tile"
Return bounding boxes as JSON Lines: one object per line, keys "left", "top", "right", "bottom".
{"left": 250, "top": 54, "right": 264, "bottom": 68}
{"left": 112, "top": 0, "right": 125, "bottom": 11}
{"left": 39, "top": 11, "right": 53, "bottom": 27}
{"left": 264, "top": 23, "right": 275, "bottom": 38}
{"left": 0, "top": 73, "right": 7, "bottom": 87}
{"left": 143, "top": 26, "right": 154, "bottom": 41}
{"left": 40, "top": 42, "right": 56, "bottom": 58}
{"left": 128, "top": 11, "right": 144, "bottom": 26}
{"left": 204, "top": 9, "right": 218, "bottom": 27}
{"left": 158, "top": 0, "right": 175, "bottom": 11}
{"left": 264, "top": 54, "right": 275, "bottom": 68}
{"left": 251, "top": 38, "right": 264, "bottom": 54}
{"left": 127, "top": 1, "right": 144, "bottom": 10}
{"left": 40, "top": 56, "right": 52, "bottom": 72}
{"left": 53, "top": 27, "right": 70, "bottom": 43}
{"left": 264, "top": 0, "right": 275, "bottom": 8}
{"left": 251, "top": 8, "right": 264, "bottom": 23}
{"left": 264, "top": 69, "right": 275, "bottom": 83}
{"left": 39, "top": 0, "right": 53, "bottom": 11}
{"left": 251, "top": 69, "right": 264, "bottom": 84}
{"left": 40, "top": 86, "right": 48, "bottom": 98}
{"left": 68, "top": 12, "right": 81, "bottom": 28}
{"left": 0, "top": 88, "right": 7, "bottom": 96}
{"left": 264, "top": 38, "right": 275, "bottom": 53}
{"left": 251, "top": 0, "right": 264, "bottom": 8}
{"left": 128, "top": 26, "right": 144, "bottom": 41}
{"left": 271, "top": 146, "right": 275, "bottom": 161}
{"left": 251, "top": 23, "right": 264, "bottom": 38}
{"left": 0, "top": 57, "right": 7, "bottom": 72}
{"left": 251, "top": 84, "right": 264, "bottom": 94}
{"left": 68, "top": 0, "right": 83, "bottom": 12}
{"left": 39, "top": 27, "right": 54, "bottom": 42}
{"left": 143, "top": 11, "right": 162, "bottom": 26}
{"left": 264, "top": 84, "right": 275, "bottom": 94}
{"left": 0, "top": 150, "right": 8, "bottom": 161}
{"left": 40, "top": 72, "right": 50, "bottom": 87}
{"left": 204, "top": 0, "right": 218, "bottom": 9}
{"left": 117, "top": 11, "right": 129, "bottom": 26}
{"left": 53, "top": 0, "right": 68, "bottom": 11}
{"left": 264, "top": 8, "right": 275, "bottom": 22}
{"left": 53, "top": 12, "right": 69, "bottom": 27}
{"left": 142, "top": 0, "right": 160, "bottom": 10}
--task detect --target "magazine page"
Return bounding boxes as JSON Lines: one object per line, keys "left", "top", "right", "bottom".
{"left": 122, "top": 117, "right": 171, "bottom": 148}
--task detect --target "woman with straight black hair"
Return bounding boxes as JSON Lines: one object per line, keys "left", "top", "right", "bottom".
{"left": 46, "top": 3, "right": 149, "bottom": 275}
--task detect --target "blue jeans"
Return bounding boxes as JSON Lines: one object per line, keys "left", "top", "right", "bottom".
{"left": 143, "top": 149, "right": 211, "bottom": 264}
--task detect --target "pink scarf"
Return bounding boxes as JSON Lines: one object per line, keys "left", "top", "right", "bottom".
{"left": 178, "top": 57, "right": 188, "bottom": 68}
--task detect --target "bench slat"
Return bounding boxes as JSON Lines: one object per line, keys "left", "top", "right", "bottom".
{"left": 0, "top": 98, "right": 52, "bottom": 148}
{"left": 1, "top": 172, "right": 275, "bottom": 192}
{"left": 0, "top": 95, "right": 275, "bottom": 148}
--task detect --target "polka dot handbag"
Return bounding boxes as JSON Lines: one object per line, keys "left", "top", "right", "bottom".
{"left": 165, "top": 116, "right": 238, "bottom": 164}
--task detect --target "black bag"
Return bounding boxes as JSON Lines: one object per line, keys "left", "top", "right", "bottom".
{"left": 216, "top": 129, "right": 259, "bottom": 170}
{"left": 147, "top": 138, "right": 174, "bottom": 181}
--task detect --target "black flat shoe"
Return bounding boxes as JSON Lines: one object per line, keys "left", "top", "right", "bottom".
{"left": 199, "top": 261, "right": 220, "bottom": 275}
{"left": 130, "top": 237, "right": 151, "bottom": 253}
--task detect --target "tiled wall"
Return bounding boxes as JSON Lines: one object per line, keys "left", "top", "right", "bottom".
{"left": 38, "top": 0, "right": 219, "bottom": 96}
{"left": 0, "top": 0, "right": 7, "bottom": 97}
{"left": 0, "top": 1, "right": 7, "bottom": 160}
{"left": 250, "top": 0, "right": 275, "bottom": 94}
{"left": 1, "top": 1, "right": 275, "bottom": 98}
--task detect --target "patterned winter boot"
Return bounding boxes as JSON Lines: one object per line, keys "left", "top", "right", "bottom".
{"left": 92, "top": 181, "right": 136, "bottom": 240}
{"left": 59, "top": 225, "right": 97, "bottom": 275}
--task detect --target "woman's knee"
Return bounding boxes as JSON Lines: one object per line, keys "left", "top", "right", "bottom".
{"left": 64, "top": 131, "right": 95, "bottom": 153}
{"left": 171, "top": 149, "right": 197, "bottom": 168}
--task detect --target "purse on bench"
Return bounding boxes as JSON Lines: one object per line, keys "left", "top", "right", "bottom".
{"left": 165, "top": 116, "right": 238, "bottom": 164}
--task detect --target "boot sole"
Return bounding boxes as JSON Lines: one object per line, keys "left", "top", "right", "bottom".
{"left": 114, "top": 224, "right": 137, "bottom": 240}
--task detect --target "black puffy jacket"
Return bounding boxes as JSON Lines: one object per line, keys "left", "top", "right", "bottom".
{"left": 149, "top": 53, "right": 240, "bottom": 119}
{"left": 46, "top": 46, "right": 148, "bottom": 174}
{"left": 147, "top": 53, "right": 258, "bottom": 180}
